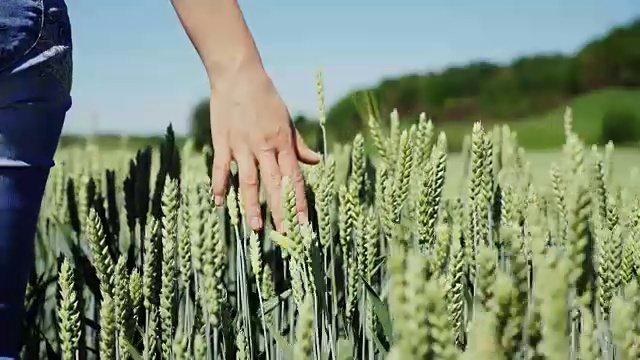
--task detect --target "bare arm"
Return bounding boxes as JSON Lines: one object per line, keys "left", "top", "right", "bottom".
{"left": 170, "top": 0, "right": 320, "bottom": 232}
{"left": 169, "top": 0, "right": 263, "bottom": 84}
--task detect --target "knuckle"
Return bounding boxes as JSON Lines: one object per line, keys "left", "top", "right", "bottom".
{"left": 241, "top": 173, "right": 259, "bottom": 187}
{"left": 278, "top": 146, "right": 294, "bottom": 157}
{"left": 268, "top": 171, "right": 281, "bottom": 186}
{"left": 256, "top": 141, "right": 277, "bottom": 154}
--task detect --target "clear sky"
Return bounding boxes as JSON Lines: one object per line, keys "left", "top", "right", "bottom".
{"left": 64, "top": 0, "right": 640, "bottom": 135}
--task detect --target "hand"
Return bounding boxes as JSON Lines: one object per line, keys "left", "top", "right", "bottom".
{"left": 209, "top": 68, "right": 321, "bottom": 232}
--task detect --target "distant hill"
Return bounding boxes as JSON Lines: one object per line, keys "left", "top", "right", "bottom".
{"left": 437, "top": 88, "right": 640, "bottom": 151}
{"left": 323, "top": 17, "right": 640, "bottom": 144}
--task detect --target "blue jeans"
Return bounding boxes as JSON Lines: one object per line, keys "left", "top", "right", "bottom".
{"left": 0, "top": 0, "right": 72, "bottom": 357}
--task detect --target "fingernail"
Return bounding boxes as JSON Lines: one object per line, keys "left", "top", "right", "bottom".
{"left": 214, "top": 196, "right": 223, "bottom": 207}
{"left": 251, "top": 217, "right": 262, "bottom": 230}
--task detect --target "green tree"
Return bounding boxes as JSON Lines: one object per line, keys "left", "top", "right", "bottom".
{"left": 323, "top": 17, "right": 640, "bottom": 144}
{"left": 577, "top": 19, "right": 640, "bottom": 90}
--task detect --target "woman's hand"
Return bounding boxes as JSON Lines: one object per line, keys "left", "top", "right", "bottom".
{"left": 169, "top": 0, "right": 319, "bottom": 230}
{"left": 209, "top": 67, "right": 320, "bottom": 232}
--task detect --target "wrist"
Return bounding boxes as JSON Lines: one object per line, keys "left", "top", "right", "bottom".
{"left": 206, "top": 46, "right": 266, "bottom": 89}
{"left": 209, "top": 57, "right": 272, "bottom": 94}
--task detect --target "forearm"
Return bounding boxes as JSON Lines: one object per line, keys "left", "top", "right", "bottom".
{"left": 170, "top": 0, "right": 265, "bottom": 86}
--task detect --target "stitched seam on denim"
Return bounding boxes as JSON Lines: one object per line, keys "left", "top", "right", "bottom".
{"left": 12, "top": 44, "right": 67, "bottom": 72}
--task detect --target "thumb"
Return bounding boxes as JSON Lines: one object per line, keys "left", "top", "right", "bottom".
{"left": 294, "top": 129, "right": 321, "bottom": 165}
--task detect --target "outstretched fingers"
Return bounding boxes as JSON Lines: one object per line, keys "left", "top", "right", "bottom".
{"left": 213, "top": 123, "right": 319, "bottom": 232}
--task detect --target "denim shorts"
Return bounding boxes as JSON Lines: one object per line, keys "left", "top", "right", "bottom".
{"left": 0, "top": 0, "right": 72, "bottom": 357}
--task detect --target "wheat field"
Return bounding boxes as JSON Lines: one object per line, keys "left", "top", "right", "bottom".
{"left": 22, "top": 78, "right": 640, "bottom": 360}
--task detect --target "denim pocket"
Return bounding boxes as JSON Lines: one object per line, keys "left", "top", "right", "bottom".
{"left": 0, "top": 0, "right": 45, "bottom": 72}
{"left": 31, "top": 0, "right": 72, "bottom": 93}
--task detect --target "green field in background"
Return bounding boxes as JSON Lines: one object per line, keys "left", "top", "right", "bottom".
{"left": 442, "top": 147, "right": 639, "bottom": 198}
{"left": 434, "top": 88, "right": 640, "bottom": 152}
{"left": 60, "top": 89, "right": 640, "bottom": 153}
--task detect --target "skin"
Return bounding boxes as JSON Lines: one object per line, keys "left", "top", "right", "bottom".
{"left": 170, "top": 0, "right": 321, "bottom": 233}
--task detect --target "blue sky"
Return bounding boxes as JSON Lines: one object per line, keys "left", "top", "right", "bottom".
{"left": 64, "top": 0, "right": 640, "bottom": 135}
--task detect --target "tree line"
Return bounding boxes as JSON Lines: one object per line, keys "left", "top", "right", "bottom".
{"left": 190, "top": 17, "right": 640, "bottom": 151}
